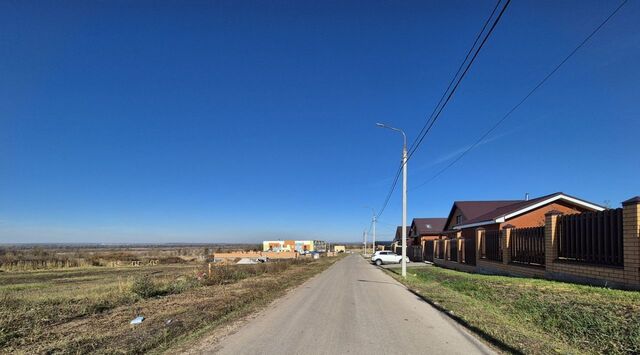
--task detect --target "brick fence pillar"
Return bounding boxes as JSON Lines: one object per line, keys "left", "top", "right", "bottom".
{"left": 622, "top": 196, "right": 640, "bottom": 287}
{"left": 545, "top": 210, "right": 564, "bottom": 268}
{"left": 476, "top": 228, "right": 485, "bottom": 264}
{"left": 456, "top": 231, "right": 462, "bottom": 263}
{"left": 445, "top": 239, "right": 450, "bottom": 260}
{"left": 502, "top": 224, "right": 514, "bottom": 264}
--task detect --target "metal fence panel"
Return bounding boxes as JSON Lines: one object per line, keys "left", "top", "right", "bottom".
{"left": 510, "top": 226, "right": 545, "bottom": 266}
{"left": 557, "top": 209, "right": 623, "bottom": 267}
{"left": 463, "top": 237, "right": 476, "bottom": 265}
{"left": 484, "top": 230, "right": 502, "bottom": 262}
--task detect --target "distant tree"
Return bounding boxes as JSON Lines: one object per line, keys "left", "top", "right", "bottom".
{"left": 203, "top": 247, "right": 210, "bottom": 256}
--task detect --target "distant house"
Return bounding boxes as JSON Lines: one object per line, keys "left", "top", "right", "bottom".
{"left": 263, "top": 240, "right": 327, "bottom": 253}
{"left": 409, "top": 218, "right": 447, "bottom": 245}
{"left": 390, "top": 218, "right": 446, "bottom": 255}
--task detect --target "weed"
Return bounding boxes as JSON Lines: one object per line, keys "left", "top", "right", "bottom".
{"left": 130, "top": 275, "right": 170, "bottom": 298}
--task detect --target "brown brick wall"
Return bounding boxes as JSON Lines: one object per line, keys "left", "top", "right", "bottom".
{"left": 505, "top": 201, "right": 588, "bottom": 228}
{"left": 433, "top": 257, "right": 476, "bottom": 273}
{"left": 476, "top": 259, "right": 545, "bottom": 278}
{"left": 433, "top": 198, "right": 640, "bottom": 290}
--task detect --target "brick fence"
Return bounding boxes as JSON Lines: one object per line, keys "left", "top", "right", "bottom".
{"left": 430, "top": 196, "right": 640, "bottom": 290}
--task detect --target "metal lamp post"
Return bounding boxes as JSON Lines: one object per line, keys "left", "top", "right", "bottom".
{"left": 376, "top": 123, "right": 408, "bottom": 278}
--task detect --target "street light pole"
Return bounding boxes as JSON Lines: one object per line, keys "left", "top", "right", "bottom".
{"left": 401, "top": 136, "right": 407, "bottom": 278}
{"left": 376, "top": 123, "right": 408, "bottom": 278}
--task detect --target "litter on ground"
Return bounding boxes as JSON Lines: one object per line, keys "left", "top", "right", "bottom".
{"left": 130, "top": 316, "right": 145, "bottom": 325}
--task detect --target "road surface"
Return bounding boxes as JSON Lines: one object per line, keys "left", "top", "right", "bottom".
{"left": 212, "top": 254, "right": 494, "bottom": 354}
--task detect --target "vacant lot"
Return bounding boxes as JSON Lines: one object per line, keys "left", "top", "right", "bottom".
{"left": 0, "top": 256, "right": 340, "bottom": 353}
{"left": 386, "top": 266, "right": 640, "bottom": 355}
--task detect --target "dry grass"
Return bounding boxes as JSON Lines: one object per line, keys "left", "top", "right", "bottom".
{"left": 0, "top": 244, "right": 262, "bottom": 271}
{"left": 0, "top": 256, "right": 341, "bottom": 353}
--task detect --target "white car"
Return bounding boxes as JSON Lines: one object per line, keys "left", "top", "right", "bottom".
{"left": 371, "top": 251, "right": 409, "bottom": 266}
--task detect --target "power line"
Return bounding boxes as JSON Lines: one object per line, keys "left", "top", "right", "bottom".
{"left": 407, "top": 0, "right": 511, "bottom": 161}
{"left": 413, "top": 0, "right": 629, "bottom": 191}
{"left": 375, "top": 220, "right": 399, "bottom": 227}
{"left": 407, "top": 0, "right": 502, "bottom": 155}
{"left": 376, "top": 162, "right": 402, "bottom": 217}
{"left": 376, "top": 0, "right": 510, "bottom": 219}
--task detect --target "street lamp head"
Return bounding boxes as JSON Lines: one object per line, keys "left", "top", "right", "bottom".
{"left": 375, "top": 123, "right": 385, "bottom": 127}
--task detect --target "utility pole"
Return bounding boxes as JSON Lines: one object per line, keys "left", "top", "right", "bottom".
{"left": 376, "top": 122, "right": 408, "bottom": 277}
{"left": 372, "top": 212, "right": 377, "bottom": 255}
{"left": 401, "top": 134, "right": 407, "bottom": 278}
{"left": 362, "top": 230, "right": 367, "bottom": 255}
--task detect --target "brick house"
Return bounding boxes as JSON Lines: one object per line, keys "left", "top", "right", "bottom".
{"left": 435, "top": 192, "right": 604, "bottom": 269}
{"left": 427, "top": 193, "right": 640, "bottom": 290}
{"left": 409, "top": 217, "right": 447, "bottom": 245}
{"left": 450, "top": 192, "right": 604, "bottom": 235}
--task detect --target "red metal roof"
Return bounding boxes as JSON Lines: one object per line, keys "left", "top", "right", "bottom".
{"left": 444, "top": 200, "right": 521, "bottom": 230}
{"left": 454, "top": 192, "right": 604, "bottom": 227}
{"left": 411, "top": 218, "right": 447, "bottom": 235}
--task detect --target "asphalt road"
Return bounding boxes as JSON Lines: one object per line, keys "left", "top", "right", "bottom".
{"left": 213, "top": 254, "right": 494, "bottom": 355}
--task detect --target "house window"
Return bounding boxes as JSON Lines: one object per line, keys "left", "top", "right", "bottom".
{"left": 456, "top": 215, "right": 462, "bottom": 225}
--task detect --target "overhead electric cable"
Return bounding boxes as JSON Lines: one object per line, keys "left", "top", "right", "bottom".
{"left": 407, "top": 0, "right": 512, "bottom": 160}
{"left": 376, "top": 0, "right": 511, "bottom": 218}
{"left": 407, "top": 0, "right": 503, "bottom": 155}
{"left": 412, "top": 0, "right": 629, "bottom": 191}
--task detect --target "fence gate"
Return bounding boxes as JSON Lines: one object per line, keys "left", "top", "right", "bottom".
{"left": 437, "top": 240, "right": 445, "bottom": 259}
{"left": 484, "top": 230, "right": 503, "bottom": 262}
{"left": 463, "top": 237, "right": 476, "bottom": 265}
{"left": 407, "top": 245, "right": 423, "bottom": 262}
{"left": 424, "top": 240, "right": 434, "bottom": 262}
{"left": 449, "top": 240, "right": 458, "bottom": 262}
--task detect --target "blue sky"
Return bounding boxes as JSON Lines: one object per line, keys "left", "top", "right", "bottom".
{"left": 1, "top": 0, "right": 638, "bottom": 244}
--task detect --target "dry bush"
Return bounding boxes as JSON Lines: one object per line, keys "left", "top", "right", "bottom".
{"left": 130, "top": 274, "right": 199, "bottom": 299}
{"left": 201, "top": 259, "right": 311, "bottom": 286}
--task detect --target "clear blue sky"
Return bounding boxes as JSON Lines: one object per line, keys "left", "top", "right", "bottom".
{"left": 1, "top": 0, "right": 638, "bottom": 244}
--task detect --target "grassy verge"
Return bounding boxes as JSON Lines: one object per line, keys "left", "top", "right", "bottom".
{"left": 385, "top": 265, "right": 639, "bottom": 355}
{"left": 0, "top": 256, "right": 342, "bottom": 353}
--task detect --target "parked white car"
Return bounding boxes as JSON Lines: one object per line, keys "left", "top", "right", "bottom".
{"left": 371, "top": 251, "right": 409, "bottom": 266}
